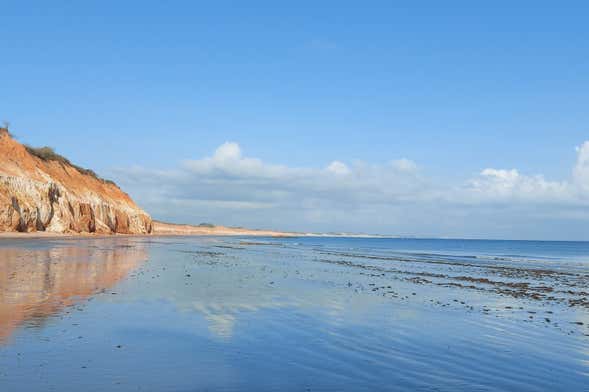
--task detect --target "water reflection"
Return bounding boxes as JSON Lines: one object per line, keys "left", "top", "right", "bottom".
{"left": 0, "top": 240, "right": 146, "bottom": 343}
{"left": 121, "top": 244, "right": 386, "bottom": 340}
{"left": 0, "top": 237, "right": 587, "bottom": 391}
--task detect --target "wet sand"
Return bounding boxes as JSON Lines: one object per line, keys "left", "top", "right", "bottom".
{"left": 0, "top": 236, "right": 587, "bottom": 391}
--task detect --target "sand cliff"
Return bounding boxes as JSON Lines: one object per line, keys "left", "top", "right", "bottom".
{"left": 0, "top": 128, "right": 152, "bottom": 234}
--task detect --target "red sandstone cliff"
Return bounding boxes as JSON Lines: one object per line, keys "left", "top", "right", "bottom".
{"left": 0, "top": 128, "right": 152, "bottom": 234}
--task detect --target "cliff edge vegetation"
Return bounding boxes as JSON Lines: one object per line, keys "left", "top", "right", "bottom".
{"left": 0, "top": 128, "right": 152, "bottom": 234}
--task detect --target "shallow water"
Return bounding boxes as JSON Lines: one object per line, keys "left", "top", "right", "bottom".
{"left": 0, "top": 236, "right": 588, "bottom": 391}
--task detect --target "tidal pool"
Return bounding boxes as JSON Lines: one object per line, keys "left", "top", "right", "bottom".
{"left": 0, "top": 236, "right": 588, "bottom": 391}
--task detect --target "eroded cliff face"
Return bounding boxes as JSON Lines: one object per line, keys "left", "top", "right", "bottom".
{"left": 0, "top": 128, "right": 152, "bottom": 234}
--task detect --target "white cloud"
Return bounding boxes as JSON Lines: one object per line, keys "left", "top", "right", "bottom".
{"left": 326, "top": 161, "right": 351, "bottom": 176}
{"left": 113, "top": 140, "right": 589, "bottom": 240}
{"left": 573, "top": 141, "right": 589, "bottom": 191}
{"left": 183, "top": 141, "right": 293, "bottom": 179}
{"left": 214, "top": 142, "right": 242, "bottom": 161}
{"left": 465, "top": 168, "right": 571, "bottom": 203}
{"left": 391, "top": 158, "right": 418, "bottom": 172}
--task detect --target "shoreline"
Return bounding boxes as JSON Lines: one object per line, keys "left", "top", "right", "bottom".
{"left": 0, "top": 232, "right": 298, "bottom": 240}
{"left": 0, "top": 221, "right": 391, "bottom": 240}
{"left": 0, "top": 220, "right": 296, "bottom": 239}
{"left": 0, "top": 231, "right": 399, "bottom": 240}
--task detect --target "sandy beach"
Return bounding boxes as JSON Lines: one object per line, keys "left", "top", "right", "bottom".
{"left": 0, "top": 221, "right": 295, "bottom": 239}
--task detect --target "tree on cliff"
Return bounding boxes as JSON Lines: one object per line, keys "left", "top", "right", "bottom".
{"left": 0, "top": 121, "right": 11, "bottom": 137}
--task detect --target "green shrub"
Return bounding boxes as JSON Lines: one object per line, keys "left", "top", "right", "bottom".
{"left": 25, "top": 146, "right": 65, "bottom": 162}
{"left": 0, "top": 127, "right": 11, "bottom": 137}
{"left": 25, "top": 145, "right": 117, "bottom": 186}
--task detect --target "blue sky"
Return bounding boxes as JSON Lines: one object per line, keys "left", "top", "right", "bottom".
{"left": 2, "top": 1, "right": 589, "bottom": 239}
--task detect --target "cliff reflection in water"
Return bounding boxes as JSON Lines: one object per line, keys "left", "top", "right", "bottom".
{"left": 0, "top": 240, "right": 147, "bottom": 343}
